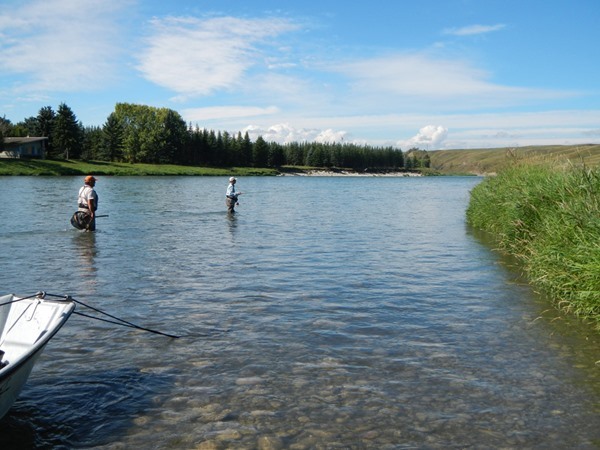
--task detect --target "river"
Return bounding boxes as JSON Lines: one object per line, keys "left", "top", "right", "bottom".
{"left": 0, "top": 175, "right": 599, "bottom": 449}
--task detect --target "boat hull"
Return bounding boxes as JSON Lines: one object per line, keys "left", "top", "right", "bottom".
{"left": 0, "top": 294, "right": 75, "bottom": 420}
{"left": 0, "top": 344, "right": 45, "bottom": 419}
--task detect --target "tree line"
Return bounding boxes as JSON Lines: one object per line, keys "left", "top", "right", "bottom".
{"left": 1, "top": 102, "right": 430, "bottom": 170}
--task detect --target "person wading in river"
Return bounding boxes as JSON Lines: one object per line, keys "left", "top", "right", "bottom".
{"left": 225, "top": 176, "right": 243, "bottom": 213}
{"left": 71, "top": 175, "right": 99, "bottom": 231}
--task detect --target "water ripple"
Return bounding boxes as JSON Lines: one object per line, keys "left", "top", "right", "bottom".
{"left": 0, "top": 176, "right": 599, "bottom": 448}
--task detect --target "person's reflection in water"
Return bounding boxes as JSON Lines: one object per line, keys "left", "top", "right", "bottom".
{"left": 226, "top": 211, "right": 238, "bottom": 241}
{"left": 73, "top": 231, "right": 98, "bottom": 291}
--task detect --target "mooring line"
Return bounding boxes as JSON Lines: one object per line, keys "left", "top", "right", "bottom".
{"left": 0, "top": 293, "right": 41, "bottom": 308}
{"left": 43, "top": 292, "right": 181, "bottom": 339}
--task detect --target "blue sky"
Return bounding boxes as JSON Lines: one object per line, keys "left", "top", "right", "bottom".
{"left": 1, "top": 0, "right": 599, "bottom": 149}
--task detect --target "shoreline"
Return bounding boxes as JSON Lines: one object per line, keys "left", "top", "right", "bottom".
{"left": 0, "top": 159, "right": 428, "bottom": 177}
{"left": 279, "top": 170, "right": 422, "bottom": 177}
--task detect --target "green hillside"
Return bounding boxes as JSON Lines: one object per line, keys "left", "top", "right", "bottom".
{"left": 430, "top": 144, "right": 600, "bottom": 175}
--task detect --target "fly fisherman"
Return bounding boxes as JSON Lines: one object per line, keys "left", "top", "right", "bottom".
{"left": 71, "top": 175, "right": 99, "bottom": 231}
{"left": 225, "top": 176, "right": 243, "bottom": 213}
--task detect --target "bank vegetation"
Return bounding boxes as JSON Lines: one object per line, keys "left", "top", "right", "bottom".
{"left": 1, "top": 103, "right": 430, "bottom": 172}
{"left": 467, "top": 155, "right": 600, "bottom": 331}
{"left": 430, "top": 144, "right": 600, "bottom": 175}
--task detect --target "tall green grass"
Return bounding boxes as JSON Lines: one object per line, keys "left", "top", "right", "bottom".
{"left": 467, "top": 158, "right": 600, "bottom": 330}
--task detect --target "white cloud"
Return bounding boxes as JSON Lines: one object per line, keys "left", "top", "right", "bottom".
{"left": 330, "top": 53, "right": 574, "bottom": 111}
{"left": 0, "top": 0, "right": 131, "bottom": 93}
{"left": 138, "top": 16, "right": 299, "bottom": 98}
{"left": 242, "top": 123, "right": 350, "bottom": 145}
{"left": 443, "top": 24, "right": 506, "bottom": 36}
{"left": 1, "top": 4, "right": 595, "bottom": 151}
{"left": 182, "top": 105, "right": 279, "bottom": 122}
{"left": 402, "top": 125, "right": 448, "bottom": 149}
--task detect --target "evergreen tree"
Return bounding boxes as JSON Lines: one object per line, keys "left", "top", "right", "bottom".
{"left": 221, "top": 131, "right": 232, "bottom": 166}
{"left": 0, "top": 116, "right": 11, "bottom": 152}
{"left": 206, "top": 130, "right": 218, "bottom": 165}
{"left": 10, "top": 119, "right": 33, "bottom": 137}
{"left": 53, "top": 103, "right": 81, "bottom": 159}
{"left": 268, "top": 142, "right": 285, "bottom": 167}
{"left": 100, "top": 112, "right": 125, "bottom": 161}
{"left": 283, "top": 142, "right": 304, "bottom": 166}
{"left": 0, "top": 116, "right": 11, "bottom": 133}
{"left": 240, "top": 131, "right": 252, "bottom": 166}
{"left": 215, "top": 131, "right": 225, "bottom": 165}
{"left": 253, "top": 136, "right": 269, "bottom": 167}
{"left": 17, "top": 117, "right": 39, "bottom": 136}
{"left": 37, "top": 106, "right": 56, "bottom": 156}
{"left": 82, "top": 126, "right": 103, "bottom": 160}
{"left": 228, "top": 132, "right": 242, "bottom": 166}
{"left": 156, "top": 108, "right": 188, "bottom": 164}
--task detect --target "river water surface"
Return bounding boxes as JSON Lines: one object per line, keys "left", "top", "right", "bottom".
{"left": 0, "top": 175, "right": 599, "bottom": 449}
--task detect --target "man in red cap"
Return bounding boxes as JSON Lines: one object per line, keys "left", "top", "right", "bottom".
{"left": 72, "top": 175, "right": 99, "bottom": 231}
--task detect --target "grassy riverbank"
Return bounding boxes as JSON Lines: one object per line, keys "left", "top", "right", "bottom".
{"left": 0, "top": 159, "right": 427, "bottom": 177}
{"left": 466, "top": 159, "right": 600, "bottom": 330}
{"left": 430, "top": 144, "right": 600, "bottom": 175}
{"left": 0, "top": 159, "right": 280, "bottom": 176}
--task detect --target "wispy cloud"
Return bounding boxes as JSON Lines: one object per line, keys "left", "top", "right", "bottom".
{"left": 327, "top": 53, "right": 575, "bottom": 112}
{"left": 0, "top": 0, "right": 132, "bottom": 94}
{"left": 0, "top": 2, "right": 596, "bottom": 150}
{"left": 443, "top": 24, "right": 506, "bottom": 36}
{"left": 137, "top": 16, "right": 300, "bottom": 99}
{"left": 182, "top": 105, "right": 280, "bottom": 121}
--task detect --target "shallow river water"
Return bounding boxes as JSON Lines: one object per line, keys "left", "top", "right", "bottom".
{"left": 0, "top": 175, "right": 599, "bottom": 449}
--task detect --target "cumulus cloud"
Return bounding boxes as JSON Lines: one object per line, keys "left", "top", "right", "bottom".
{"left": 242, "top": 123, "right": 349, "bottom": 145}
{"left": 402, "top": 125, "right": 448, "bottom": 149}
{"left": 0, "top": 0, "right": 131, "bottom": 93}
{"left": 138, "top": 16, "right": 299, "bottom": 99}
{"left": 443, "top": 24, "right": 506, "bottom": 36}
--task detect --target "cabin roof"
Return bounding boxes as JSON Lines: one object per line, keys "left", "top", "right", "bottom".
{"left": 4, "top": 137, "right": 48, "bottom": 145}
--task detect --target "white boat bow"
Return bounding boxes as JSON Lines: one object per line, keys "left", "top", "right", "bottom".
{"left": 0, "top": 293, "right": 75, "bottom": 420}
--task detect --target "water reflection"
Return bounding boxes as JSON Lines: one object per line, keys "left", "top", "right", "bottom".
{"left": 225, "top": 211, "right": 241, "bottom": 247}
{"left": 71, "top": 231, "right": 97, "bottom": 292}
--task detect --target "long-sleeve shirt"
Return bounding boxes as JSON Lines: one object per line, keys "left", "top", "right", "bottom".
{"left": 226, "top": 183, "right": 237, "bottom": 199}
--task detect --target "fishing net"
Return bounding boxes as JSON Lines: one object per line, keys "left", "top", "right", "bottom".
{"left": 70, "top": 211, "right": 93, "bottom": 230}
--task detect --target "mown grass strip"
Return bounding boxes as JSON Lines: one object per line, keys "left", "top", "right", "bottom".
{"left": 0, "top": 159, "right": 279, "bottom": 176}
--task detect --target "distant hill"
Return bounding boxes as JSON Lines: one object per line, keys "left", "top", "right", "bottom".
{"left": 429, "top": 144, "right": 600, "bottom": 175}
